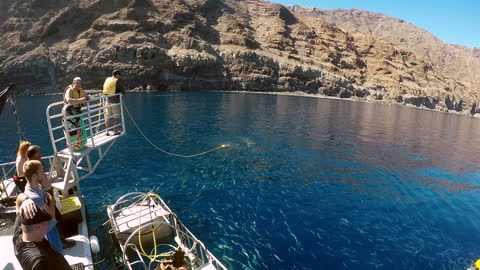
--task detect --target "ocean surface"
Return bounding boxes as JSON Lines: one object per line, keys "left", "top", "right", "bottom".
{"left": 2, "top": 92, "right": 480, "bottom": 269}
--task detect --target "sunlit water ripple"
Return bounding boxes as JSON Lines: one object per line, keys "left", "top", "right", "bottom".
{"left": 2, "top": 92, "right": 480, "bottom": 269}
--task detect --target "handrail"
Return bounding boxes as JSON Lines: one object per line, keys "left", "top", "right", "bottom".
{"left": 62, "top": 103, "right": 118, "bottom": 121}
{"left": 1, "top": 155, "right": 56, "bottom": 199}
{"left": 0, "top": 155, "right": 55, "bottom": 168}
{"left": 46, "top": 93, "right": 124, "bottom": 157}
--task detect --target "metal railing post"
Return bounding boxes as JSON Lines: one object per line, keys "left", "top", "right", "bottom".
{"left": 46, "top": 104, "right": 58, "bottom": 153}
{"left": 61, "top": 105, "right": 74, "bottom": 159}
{"left": 86, "top": 98, "right": 95, "bottom": 148}
{"left": 120, "top": 93, "right": 126, "bottom": 134}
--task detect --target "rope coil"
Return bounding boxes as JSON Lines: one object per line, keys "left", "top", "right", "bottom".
{"left": 135, "top": 192, "right": 194, "bottom": 269}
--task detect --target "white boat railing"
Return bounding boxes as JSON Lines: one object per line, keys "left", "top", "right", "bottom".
{"left": 46, "top": 93, "right": 126, "bottom": 156}
{"left": 108, "top": 192, "right": 228, "bottom": 270}
{"left": 1, "top": 92, "right": 124, "bottom": 268}
{"left": 0, "top": 155, "right": 55, "bottom": 200}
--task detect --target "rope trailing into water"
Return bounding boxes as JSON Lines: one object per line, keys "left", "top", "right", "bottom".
{"left": 3, "top": 84, "right": 26, "bottom": 178}
{"left": 122, "top": 101, "right": 229, "bottom": 158}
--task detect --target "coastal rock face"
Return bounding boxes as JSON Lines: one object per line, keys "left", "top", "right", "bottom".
{"left": 287, "top": 5, "right": 480, "bottom": 113}
{"left": 0, "top": 0, "right": 476, "bottom": 114}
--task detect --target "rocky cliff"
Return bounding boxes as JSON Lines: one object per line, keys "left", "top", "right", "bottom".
{"left": 0, "top": 0, "right": 477, "bottom": 114}
{"left": 287, "top": 5, "right": 480, "bottom": 113}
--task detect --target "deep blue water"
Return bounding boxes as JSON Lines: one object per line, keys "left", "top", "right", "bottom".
{"left": 2, "top": 92, "right": 480, "bottom": 269}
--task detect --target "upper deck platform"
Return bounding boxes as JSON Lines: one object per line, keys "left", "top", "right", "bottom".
{"left": 46, "top": 93, "right": 126, "bottom": 159}
{"left": 56, "top": 131, "right": 120, "bottom": 159}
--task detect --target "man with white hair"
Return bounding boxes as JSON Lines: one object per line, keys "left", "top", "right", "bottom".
{"left": 64, "top": 77, "right": 89, "bottom": 106}
{"left": 63, "top": 77, "right": 89, "bottom": 151}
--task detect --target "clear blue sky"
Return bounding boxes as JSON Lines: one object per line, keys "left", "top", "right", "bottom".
{"left": 270, "top": 0, "right": 480, "bottom": 48}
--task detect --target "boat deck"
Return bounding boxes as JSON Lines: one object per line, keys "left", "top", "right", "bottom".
{"left": 1, "top": 94, "right": 124, "bottom": 269}
{"left": 0, "top": 198, "right": 94, "bottom": 269}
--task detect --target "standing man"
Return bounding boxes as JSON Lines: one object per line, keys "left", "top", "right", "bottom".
{"left": 64, "top": 77, "right": 90, "bottom": 111}
{"left": 13, "top": 204, "right": 71, "bottom": 269}
{"left": 25, "top": 146, "right": 75, "bottom": 249}
{"left": 103, "top": 70, "right": 124, "bottom": 136}
{"left": 23, "top": 160, "right": 66, "bottom": 254}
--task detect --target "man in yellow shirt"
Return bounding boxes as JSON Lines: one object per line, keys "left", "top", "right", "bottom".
{"left": 102, "top": 70, "right": 124, "bottom": 135}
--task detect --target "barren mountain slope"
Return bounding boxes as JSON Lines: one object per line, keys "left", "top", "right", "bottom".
{"left": 288, "top": 5, "right": 480, "bottom": 98}
{"left": 0, "top": 0, "right": 475, "bottom": 113}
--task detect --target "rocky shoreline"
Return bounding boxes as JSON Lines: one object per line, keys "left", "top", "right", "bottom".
{"left": 219, "top": 90, "right": 480, "bottom": 117}
{"left": 24, "top": 88, "right": 480, "bottom": 118}
{"left": 1, "top": 0, "right": 478, "bottom": 117}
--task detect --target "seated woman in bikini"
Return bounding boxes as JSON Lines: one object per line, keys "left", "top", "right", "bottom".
{"left": 14, "top": 140, "right": 31, "bottom": 192}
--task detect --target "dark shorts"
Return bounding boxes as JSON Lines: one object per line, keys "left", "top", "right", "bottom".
{"left": 13, "top": 174, "right": 27, "bottom": 193}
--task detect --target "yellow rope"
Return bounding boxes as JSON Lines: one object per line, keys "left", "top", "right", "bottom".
{"left": 122, "top": 102, "right": 229, "bottom": 158}
{"left": 137, "top": 193, "right": 160, "bottom": 265}
{"left": 132, "top": 192, "right": 196, "bottom": 269}
{"left": 136, "top": 193, "right": 180, "bottom": 269}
